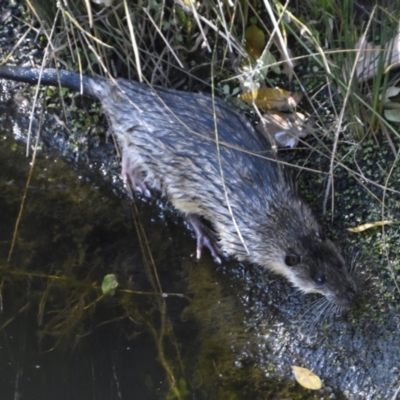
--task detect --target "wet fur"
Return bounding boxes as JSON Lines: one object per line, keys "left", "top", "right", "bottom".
{"left": 0, "top": 65, "right": 357, "bottom": 306}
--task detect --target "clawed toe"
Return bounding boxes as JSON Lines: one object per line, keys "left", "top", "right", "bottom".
{"left": 187, "top": 214, "right": 225, "bottom": 263}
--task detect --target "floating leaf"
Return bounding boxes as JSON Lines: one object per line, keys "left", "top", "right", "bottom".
{"left": 240, "top": 88, "right": 302, "bottom": 111}
{"left": 348, "top": 220, "right": 393, "bottom": 233}
{"left": 101, "top": 274, "right": 119, "bottom": 295}
{"left": 292, "top": 366, "right": 322, "bottom": 390}
{"left": 245, "top": 25, "right": 265, "bottom": 59}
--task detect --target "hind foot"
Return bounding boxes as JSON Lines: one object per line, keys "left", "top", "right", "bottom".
{"left": 186, "top": 215, "right": 225, "bottom": 264}
{"left": 121, "top": 151, "right": 151, "bottom": 197}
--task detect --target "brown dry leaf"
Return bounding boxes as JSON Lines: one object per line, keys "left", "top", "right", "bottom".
{"left": 245, "top": 25, "right": 266, "bottom": 60}
{"left": 349, "top": 33, "right": 400, "bottom": 82}
{"left": 348, "top": 220, "right": 393, "bottom": 233}
{"left": 240, "top": 88, "right": 303, "bottom": 111}
{"left": 292, "top": 366, "right": 322, "bottom": 390}
{"left": 256, "top": 111, "right": 313, "bottom": 148}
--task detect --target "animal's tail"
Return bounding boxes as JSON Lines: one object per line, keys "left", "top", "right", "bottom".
{"left": 0, "top": 65, "right": 103, "bottom": 99}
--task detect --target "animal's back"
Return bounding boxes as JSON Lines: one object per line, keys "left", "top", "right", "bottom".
{"left": 96, "top": 78, "right": 290, "bottom": 259}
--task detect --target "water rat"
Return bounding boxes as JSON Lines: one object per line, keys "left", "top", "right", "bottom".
{"left": 0, "top": 65, "right": 357, "bottom": 307}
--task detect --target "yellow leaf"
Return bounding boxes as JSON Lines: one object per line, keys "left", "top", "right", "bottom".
{"left": 240, "top": 88, "right": 302, "bottom": 111}
{"left": 245, "top": 25, "right": 265, "bottom": 59}
{"left": 348, "top": 220, "right": 393, "bottom": 233}
{"left": 292, "top": 366, "right": 322, "bottom": 390}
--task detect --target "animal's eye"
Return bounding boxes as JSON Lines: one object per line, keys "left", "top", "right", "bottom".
{"left": 314, "top": 275, "right": 326, "bottom": 285}
{"left": 285, "top": 253, "right": 301, "bottom": 267}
